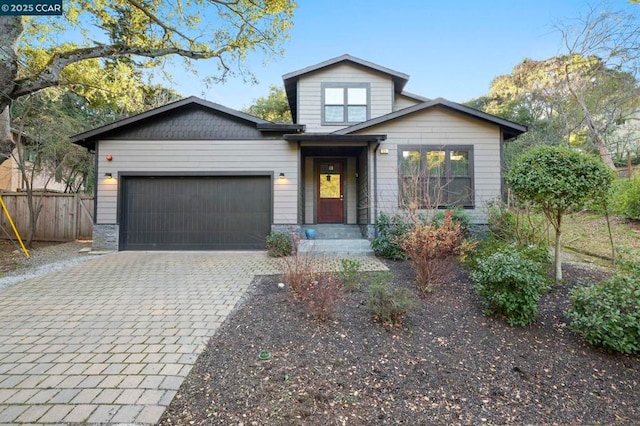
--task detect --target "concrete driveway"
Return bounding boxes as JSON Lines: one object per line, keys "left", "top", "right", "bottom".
{"left": 0, "top": 251, "right": 282, "bottom": 424}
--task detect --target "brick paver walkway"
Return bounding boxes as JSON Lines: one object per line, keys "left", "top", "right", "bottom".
{"left": 0, "top": 251, "right": 387, "bottom": 424}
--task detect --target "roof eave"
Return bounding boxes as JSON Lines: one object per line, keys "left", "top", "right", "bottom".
{"left": 335, "top": 98, "right": 527, "bottom": 138}
{"left": 284, "top": 133, "right": 386, "bottom": 142}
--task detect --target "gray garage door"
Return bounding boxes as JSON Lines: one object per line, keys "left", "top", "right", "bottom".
{"left": 120, "top": 175, "right": 271, "bottom": 250}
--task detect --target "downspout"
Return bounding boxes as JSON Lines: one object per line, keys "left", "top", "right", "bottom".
{"left": 92, "top": 143, "right": 98, "bottom": 226}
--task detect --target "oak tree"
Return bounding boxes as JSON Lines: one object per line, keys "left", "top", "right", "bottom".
{"left": 0, "top": 0, "right": 296, "bottom": 163}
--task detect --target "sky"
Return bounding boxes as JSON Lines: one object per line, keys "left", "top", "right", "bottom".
{"left": 168, "top": 0, "right": 640, "bottom": 111}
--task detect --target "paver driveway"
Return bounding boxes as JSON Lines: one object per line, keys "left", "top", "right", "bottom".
{"left": 0, "top": 251, "right": 284, "bottom": 424}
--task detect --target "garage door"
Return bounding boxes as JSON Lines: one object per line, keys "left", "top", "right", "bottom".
{"left": 120, "top": 175, "right": 271, "bottom": 250}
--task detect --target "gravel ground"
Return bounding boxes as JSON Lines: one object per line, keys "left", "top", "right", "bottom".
{"left": 0, "top": 240, "right": 95, "bottom": 289}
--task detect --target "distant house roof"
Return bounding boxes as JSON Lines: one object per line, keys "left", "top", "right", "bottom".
{"left": 282, "top": 54, "right": 410, "bottom": 123}
{"left": 71, "top": 96, "right": 304, "bottom": 149}
{"left": 335, "top": 97, "right": 527, "bottom": 140}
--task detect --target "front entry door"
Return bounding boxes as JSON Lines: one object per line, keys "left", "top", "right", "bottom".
{"left": 317, "top": 161, "right": 344, "bottom": 223}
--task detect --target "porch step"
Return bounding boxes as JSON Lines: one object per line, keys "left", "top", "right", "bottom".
{"left": 303, "top": 224, "right": 363, "bottom": 239}
{"left": 297, "top": 239, "right": 375, "bottom": 257}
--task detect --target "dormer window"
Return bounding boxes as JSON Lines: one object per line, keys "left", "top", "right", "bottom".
{"left": 322, "top": 83, "right": 370, "bottom": 125}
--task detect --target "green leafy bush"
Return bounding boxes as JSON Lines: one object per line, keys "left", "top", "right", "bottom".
{"left": 340, "top": 258, "right": 361, "bottom": 292}
{"left": 486, "top": 201, "right": 548, "bottom": 246}
{"left": 464, "top": 239, "right": 550, "bottom": 276}
{"left": 470, "top": 247, "right": 549, "bottom": 326}
{"left": 371, "top": 213, "right": 411, "bottom": 260}
{"left": 567, "top": 268, "right": 640, "bottom": 354}
{"left": 366, "top": 275, "right": 417, "bottom": 326}
{"left": 610, "top": 173, "right": 640, "bottom": 220}
{"left": 431, "top": 208, "right": 472, "bottom": 236}
{"left": 266, "top": 232, "right": 292, "bottom": 257}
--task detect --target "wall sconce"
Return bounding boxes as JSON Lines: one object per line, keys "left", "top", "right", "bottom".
{"left": 104, "top": 172, "right": 113, "bottom": 179}
{"left": 106, "top": 154, "right": 113, "bottom": 161}
{"left": 279, "top": 172, "right": 285, "bottom": 179}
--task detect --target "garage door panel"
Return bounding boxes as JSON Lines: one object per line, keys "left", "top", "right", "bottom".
{"left": 121, "top": 176, "right": 271, "bottom": 250}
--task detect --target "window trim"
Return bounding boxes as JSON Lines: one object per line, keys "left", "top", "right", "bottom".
{"left": 321, "top": 82, "right": 370, "bottom": 126}
{"left": 398, "top": 144, "right": 475, "bottom": 209}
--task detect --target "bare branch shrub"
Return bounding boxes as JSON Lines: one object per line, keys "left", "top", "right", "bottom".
{"left": 401, "top": 210, "right": 474, "bottom": 295}
{"left": 279, "top": 243, "right": 343, "bottom": 321}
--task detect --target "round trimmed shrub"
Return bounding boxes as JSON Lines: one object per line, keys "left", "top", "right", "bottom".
{"left": 470, "top": 247, "right": 549, "bottom": 326}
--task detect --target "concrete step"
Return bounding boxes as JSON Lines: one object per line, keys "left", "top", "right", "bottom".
{"left": 303, "top": 224, "right": 363, "bottom": 240}
{"left": 297, "top": 239, "right": 374, "bottom": 257}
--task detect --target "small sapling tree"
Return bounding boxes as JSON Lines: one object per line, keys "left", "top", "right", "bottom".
{"left": 506, "top": 145, "right": 613, "bottom": 281}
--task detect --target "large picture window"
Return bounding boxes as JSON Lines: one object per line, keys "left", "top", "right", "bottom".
{"left": 399, "top": 145, "right": 474, "bottom": 208}
{"left": 322, "top": 83, "right": 369, "bottom": 125}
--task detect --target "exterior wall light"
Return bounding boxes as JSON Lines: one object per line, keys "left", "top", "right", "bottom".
{"left": 104, "top": 173, "right": 113, "bottom": 179}
{"left": 279, "top": 173, "right": 285, "bottom": 179}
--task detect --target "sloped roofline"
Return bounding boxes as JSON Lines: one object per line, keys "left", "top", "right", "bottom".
{"left": 334, "top": 97, "right": 528, "bottom": 140}
{"left": 398, "top": 90, "right": 430, "bottom": 103}
{"left": 282, "top": 54, "right": 411, "bottom": 123}
{"left": 71, "top": 96, "right": 303, "bottom": 149}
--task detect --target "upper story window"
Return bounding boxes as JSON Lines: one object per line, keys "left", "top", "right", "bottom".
{"left": 321, "top": 83, "right": 370, "bottom": 125}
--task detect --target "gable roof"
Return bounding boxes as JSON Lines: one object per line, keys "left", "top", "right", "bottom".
{"left": 282, "top": 54, "right": 410, "bottom": 123}
{"left": 71, "top": 96, "right": 303, "bottom": 149}
{"left": 334, "top": 97, "right": 527, "bottom": 140}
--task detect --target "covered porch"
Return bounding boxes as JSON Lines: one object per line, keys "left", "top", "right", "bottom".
{"left": 284, "top": 133, "right": 386, "bottom": 240}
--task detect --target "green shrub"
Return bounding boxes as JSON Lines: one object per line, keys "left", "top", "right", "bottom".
{"left": 465, "top": 239, "right": 549, "bottom": 274}
{"left": 366, "top": 280, "right": 417, "bottom": 326}
{"left": 610, "top": 173, "right": 640, "bottom": 220}
{"left": 567, "top": 270, "right": 640, "bottom": 354}
{"left": 470, "top": 247, "right": 549, "bottom": 326}
{"left": 371, "top": 213, "right": 411, "bottom": 260}
{"left": 486, "top": 201, "right": 548, "bottom": 246}
{"left": 340, "top": 258, "right": 362, "bottom": 292}
{"left": 431, "top": 208, "right": 472, "bottom": 236}
{"left": 266, "top": 232, "right": 292, "bottom": 257}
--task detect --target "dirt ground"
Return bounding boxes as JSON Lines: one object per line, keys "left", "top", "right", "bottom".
{"left": 0, "top": 239, "right": 29, "bottom": 273}
{"left": 160, "top": 260, "right": 640, "bottom": 425}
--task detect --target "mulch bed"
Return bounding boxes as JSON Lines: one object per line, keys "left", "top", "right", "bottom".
{"left": 160, "top": 260, "right": 640, "bottom": 425}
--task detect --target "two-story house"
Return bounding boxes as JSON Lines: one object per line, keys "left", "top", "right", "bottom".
{"left": 72, "top": 54, "right": 526, "bottom": 251}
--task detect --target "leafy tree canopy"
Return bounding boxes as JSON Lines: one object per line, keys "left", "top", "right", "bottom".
{"left": 506, "top": 145, "right": 614, "bottom": 280}
{"left": 243, "top": 84, "right": 292, "bottom": 123}
{"left": 0, "top": 0, "right": 297, "bottom": 161}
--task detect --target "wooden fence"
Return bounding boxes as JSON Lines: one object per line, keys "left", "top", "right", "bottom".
{"left": 0, "top": 193, "right": 93, "bottom": 242}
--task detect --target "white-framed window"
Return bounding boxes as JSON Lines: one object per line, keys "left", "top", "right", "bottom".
{"left": 398, "top": 145, "right": 474, "bottom": 208}
{"left": 321, "top": 83, "right": 370, "bottom": 125}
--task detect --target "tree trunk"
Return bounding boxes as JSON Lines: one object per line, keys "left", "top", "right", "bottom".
{"left": 0, "top": 16, "right": 24, "bottom": 165}
{"left": 554, "top": 213, "right": 563, "bottom": 282}
{"left": 567, "top": 84, "right": 617, "bottom": 170}
{"left": 577, "top": 97, "right": 616, "bottom": 170}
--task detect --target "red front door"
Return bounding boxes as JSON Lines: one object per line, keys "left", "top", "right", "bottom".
{"left": 317, "top": 161, "right": 344, "bottom": 223}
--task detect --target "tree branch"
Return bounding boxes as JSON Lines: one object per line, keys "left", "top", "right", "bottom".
{"left": 12, "top": 44, "right": 216, "bottom": 99}
{"left": 126, "top": 0, "right": 195, "bottom": 44}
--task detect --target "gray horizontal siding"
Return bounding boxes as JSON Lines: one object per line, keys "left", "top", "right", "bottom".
{"left": 357, "top": 107, "right": 502, "bottom": 223}
{"left": 297, "top": 63, "right": 394, "bottom": 132}
{"left": 97, "top": 139, "right": 298, "bottom": 225}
